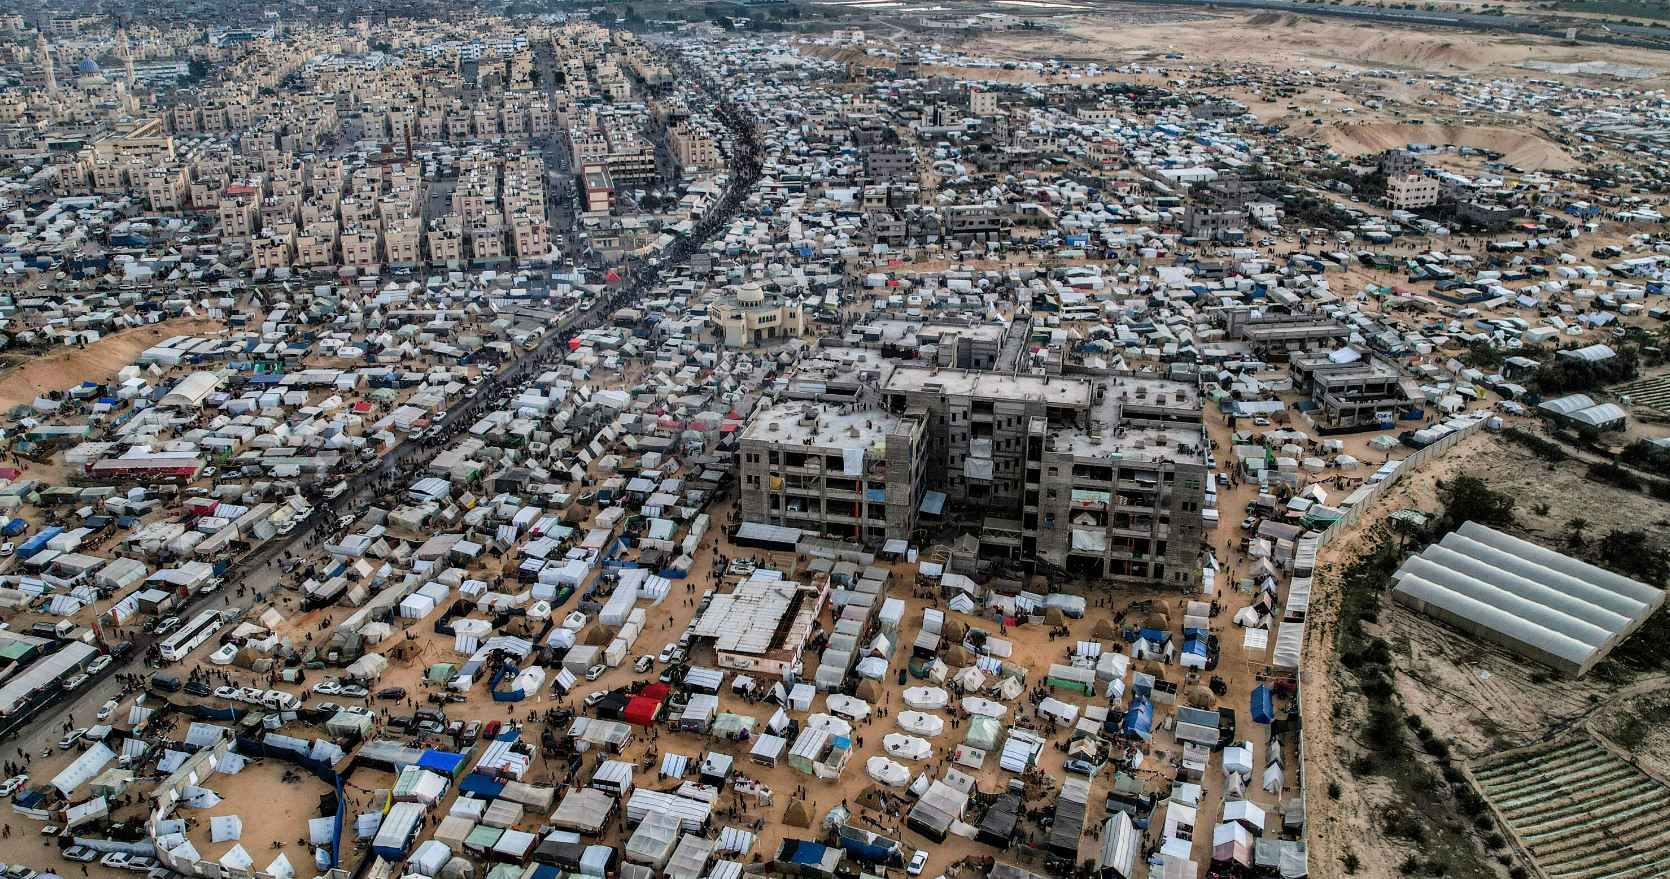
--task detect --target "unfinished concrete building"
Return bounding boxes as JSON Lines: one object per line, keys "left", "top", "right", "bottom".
{"left": 1289, "top": 352, "right": 1420, "bottom": 430}
{"left": 737, "top": 403, "right": 928, "bottom": 545}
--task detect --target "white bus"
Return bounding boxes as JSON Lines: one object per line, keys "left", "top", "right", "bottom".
{"left": 158, "top": 610, "right": 224, "bottom": 663}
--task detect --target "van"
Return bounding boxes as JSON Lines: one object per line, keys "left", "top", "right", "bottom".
{"left": 149, "top": 673, "right": 183, "bottom": 693}
{"left": 263, "top": 690, "right": 299, "bottom": 711}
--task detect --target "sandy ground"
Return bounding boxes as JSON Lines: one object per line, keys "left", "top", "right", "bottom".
{"left": 965, "top": 11, "right": 1670, "bottom": 82}
{"left": 1298, "top": 427, "right": 1670, "bottom": 879}
{"left": 1317, "top": 122, "right": 1578, "bottom": 170}
{"left": 0, "top": 319, "right": 226, "bottom": 413}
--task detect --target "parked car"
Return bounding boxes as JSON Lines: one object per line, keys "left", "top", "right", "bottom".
{"left": 585, "top": 664, "right": 606, "bottom": 682}
{"left": 658, "top": 643, "right": 677, "bottom": 664}
{"left": 312, "top": 680, "right": 342, "bottom": 696}
{"left": 0, "top": 774, "right": 27, "bottom": 797}
{"left": 376, "top": 687, "right": 407, "bottom": 701}
{"left": 96, "top": 700, "right": 119, "bottom": 721}
{"left": 907, "top": 851, "right": 929, "bottom": 876}
{"left": 339, "top": 684, "right": 369, "bottom": 698}
{"left": 87, "top": 655, "right": 111, "bottom": 675}
{"left": 61, "top": 847, "right": 96, "bottom": 864}
{"left": 184, "top": 680, "right": 211, "bottom": 697}
{"left": 152, "top": 617, "right": 181, "bottom": 635}
{"left": 62, "top": 674, "right": 88, "bottom": 692}
{"left": 315, "top": 701, "right": 343, "bottom": 716}
{"left": 57, "top": 730, "right": 86, "bottom": 750}
{"left": 324, "top": 482, "right": 348, "bottom": 500}
{"left": 213, "top": 686, "right": 240, "bottom": 701}
{"left": 1240, "top": 516, "right": 1258, "bottom": 531}
{"left": 583, "top": 690, "right": 609, "bottom": 708}
{"left": 633, "top": 655, "right": 654, "bottom": 673}
{"left": 1064, "top": 759, "right": 1098, "bottom": 776}
{"left": 0, "top": 543, "right": 13, "bottom": 557}
{"left": 99, "top": 853, "right": 130, "bottom": 870}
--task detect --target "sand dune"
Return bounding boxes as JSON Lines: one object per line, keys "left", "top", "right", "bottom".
{"left": 1318, "top": 122, "right": 1577, "bottom": 170}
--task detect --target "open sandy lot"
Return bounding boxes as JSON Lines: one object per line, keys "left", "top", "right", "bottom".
{"left": 0, "top": 318, "right": 226, "bottom": 413}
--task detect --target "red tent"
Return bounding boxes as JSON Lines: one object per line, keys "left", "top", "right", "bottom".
{"left": 640, "top": 682, "right": 672, "bottom": 701}
{"left": 623, "top": 696, "right": 662, "bottom": 727}
{"left": 605, "top": 269, "right": 621, "bottom": 283}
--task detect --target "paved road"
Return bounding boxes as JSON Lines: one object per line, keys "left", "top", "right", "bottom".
{"left": 0, "top": 42, "right": 764, "bottom": 762}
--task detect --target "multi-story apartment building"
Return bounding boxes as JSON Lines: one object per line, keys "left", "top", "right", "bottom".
{"left": 340, "top": 227, "right": 380, "bottom": 268}
{"left": 739, "top": 364, "right": 1208, "bottom": 586}
{"left": 1387, "top": 173, "right": 1439, "bottom": 210}
{"left": 738, "top": 404, "right": 928, "bottom": 546}
{"left": 867, "top": 366, "right": 1209, "bottom": 587}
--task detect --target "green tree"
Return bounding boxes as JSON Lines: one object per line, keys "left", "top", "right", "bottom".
{"left": 1436, "top": 474, "right": 1515, "bottom": 531}
{"left": 1565, "top": 517, "right": 1589, "bottom": 548}
{"left": 1599, "top": 529, "right": 1670, "bottom": 585}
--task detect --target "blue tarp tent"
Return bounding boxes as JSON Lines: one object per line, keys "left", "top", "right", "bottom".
{"left": 1250, "top": 685, "right": 1274, "bottom": 725}
{"left": 1120, "top": 696, "right": 1153, "bottom": 741}
{"left": 1137, "top": 628, "right": 1170, "bottom": 644}
{"left": 457, "top": 774, "right": 505, "bottom": 799}
{"left": 416, "top": 750, "right": 466, "bottom": 776}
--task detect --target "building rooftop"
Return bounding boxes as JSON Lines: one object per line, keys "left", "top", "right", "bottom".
{"left": 883, "top": 366, "right": 1093, "bottom": 408}
{"left": 740, "top": 402, "right": 902, "bottom": 450}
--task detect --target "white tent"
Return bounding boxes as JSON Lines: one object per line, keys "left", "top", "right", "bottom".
{"left": 825, "top": 694, "right": 871, "bottom": 721}
{"left": 854, "top": 656, "right": 889, "bottom": 680}
{"left": 902, "top": 687, "right": 948, "bottom": 710}
{"left": 1223, "top": 742, "right": 1253, "bottom": 779}
{"left": 865, "top": 756, "right": 910, "bottom": 787}
{"left": 960, "top": 697, "right": 1006, "bottom": 719}
{"left": 881, "top": 734, "right": 932, "bottom": 761}
{"left": 896, "top": 711, "right": 944, "bottom": 736}
{"left": 219, "top": 845, "right": 254, "bottom": 872}
{"left": 949, "top": 665, "right": 985, "bottom": 691}
{"left": 210, "top": 815, "right": 243, "bottom": 842}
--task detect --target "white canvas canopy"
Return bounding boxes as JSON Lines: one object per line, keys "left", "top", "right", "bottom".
{"left": 902, "top": 687, "right": 948, "bottom": 710}
{"left": 865, "top": 756, "right": 910, "bottom": 787}
{"left": 896, "top": 711, "right": 944, "bottom": 736}
{"left": 881, "top": 734, "right": 931, "bottom": 761}
{"left": 825, "top": 694, "right": 871, "bottom": 721}
{"left": 961, "top": 697, "right": 1006, "bottom": 718}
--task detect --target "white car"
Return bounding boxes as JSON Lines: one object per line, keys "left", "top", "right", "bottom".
{"left": 907, "top": 850, "right": 928, "bottom": 876}
{"left": 658, "top": 643, "right": 677, "bottom": 664}
{"left": 312, "top": 680, "right": 343, "bottom": 696}
{"left": 96, "top": 699, "right": 119, "bottom": 721}
{"left": 433, "top": 410, "right": 448, "bottom": 422}
{"left": 214, "top": 686, "right": 240, "bottom": 701}
{"left": 583, "top": 690, "right": 609, "bottom": 708}
{"left": 324, "top": 482, "right": 348, "bottom": 500}
{"left": 585, "top": 664, "right": 606, "bottom": 682}
{"left": 0, "top": 774, "right": 27, "bottom": 797}
{"left": 633, "top": 655, "right": 654, "bottom": 673}
{"left": 0, "top": 543, "right": 12, "bottom": 557}
{"left": 88, "top": 655, "right": 111, "bottom": 675}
